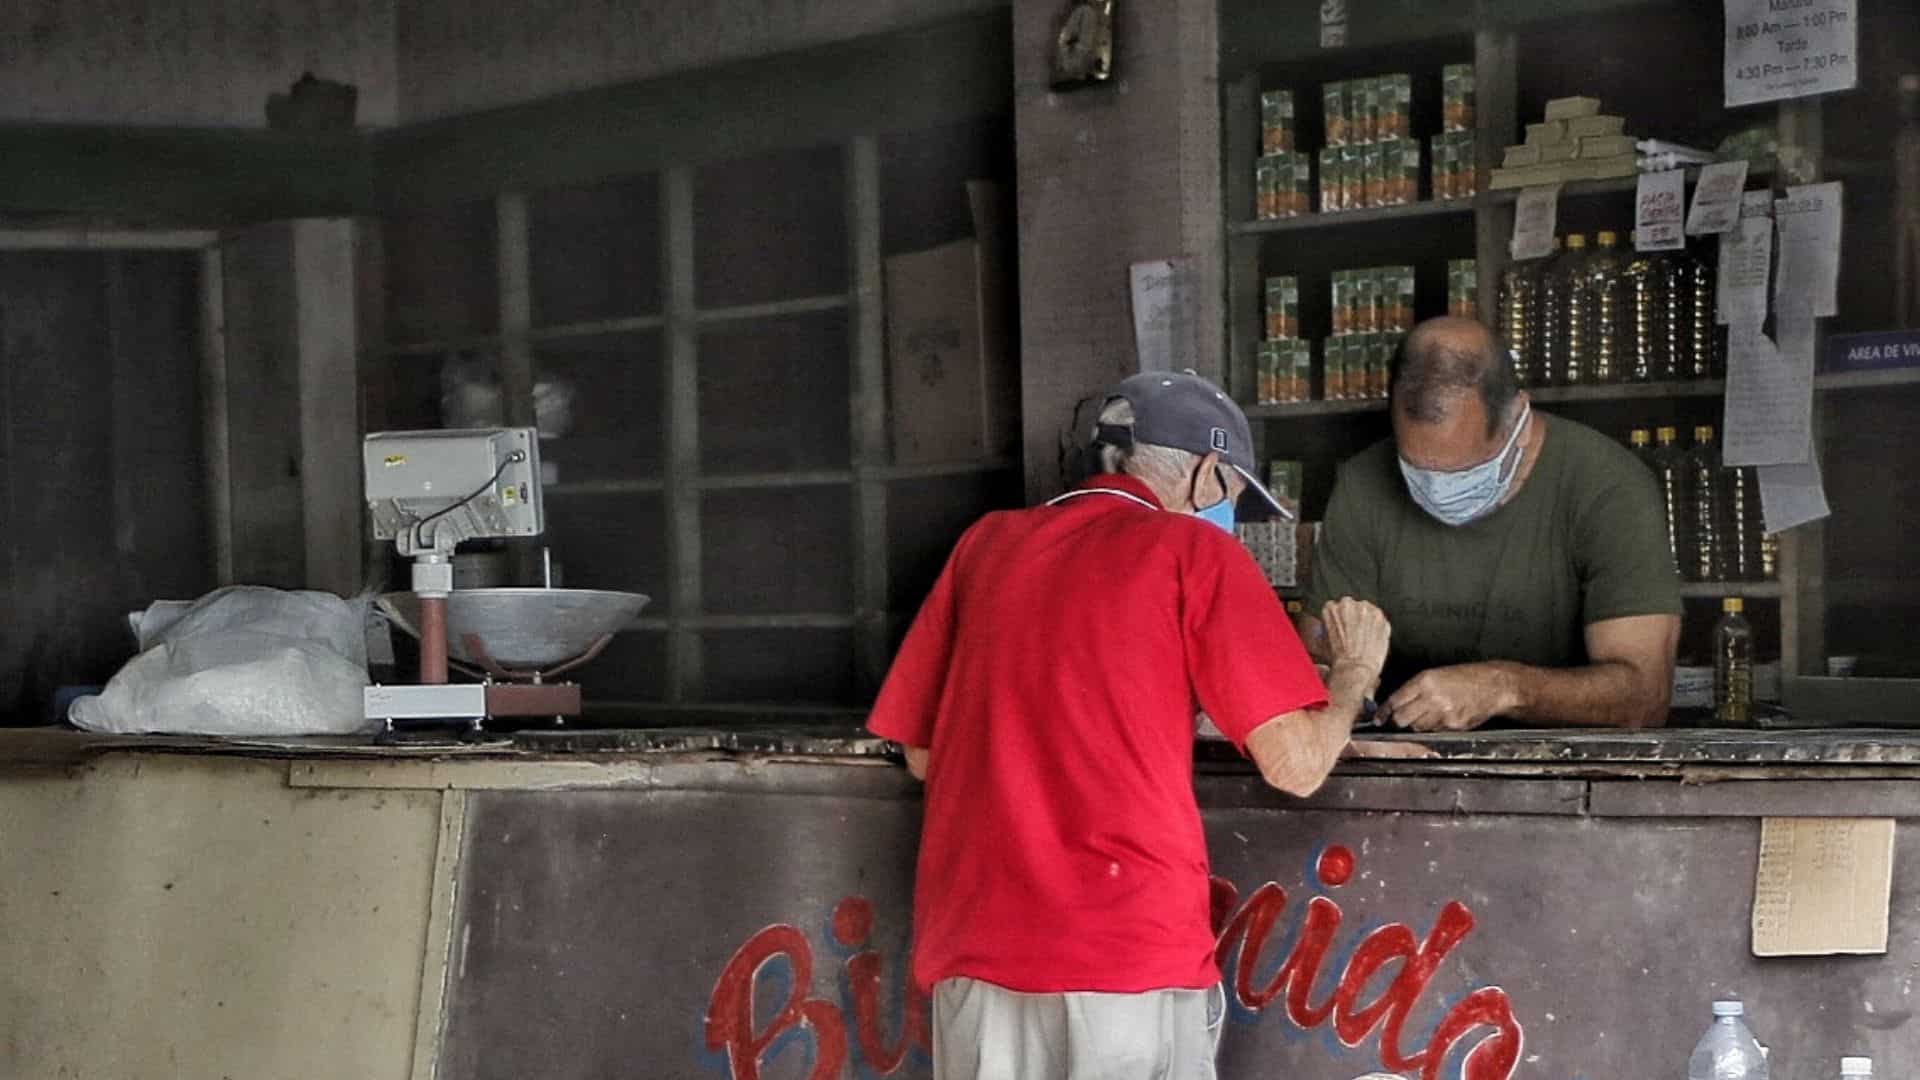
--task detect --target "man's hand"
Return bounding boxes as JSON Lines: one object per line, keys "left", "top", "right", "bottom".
{"left": 1380, "top": 663, "right": 1516, "bottom": 732}
{"left": 1320, "top": 597, "right": 1391, "bottom": 699}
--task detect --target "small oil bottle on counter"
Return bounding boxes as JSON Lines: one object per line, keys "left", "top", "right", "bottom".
{"left": 1714, "top": 598, "right": 1753, "bottom": 727}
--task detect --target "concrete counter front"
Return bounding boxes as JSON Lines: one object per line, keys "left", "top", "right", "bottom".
{"left": 3, "top": 726, "right": 1919, "bottom": 1078}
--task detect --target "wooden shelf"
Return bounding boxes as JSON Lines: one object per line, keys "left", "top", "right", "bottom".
{"left": 1681, "top": 582, "right": 1784, "bottom": 600}
{"left": 1815, "top": 368, "right": 1920, "bottom": 392}
{"left": 1229, "top": 199, "right": 1474, "bottom": 236}
{"left": 1245, "top": 397, "right": 1388, "bottom": 419}
{"left": 1528, "top": 379, "right": 1724, "bottom": 402}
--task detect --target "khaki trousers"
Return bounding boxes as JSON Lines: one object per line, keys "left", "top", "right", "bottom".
{"left": 931, "top": 977, "right": 1224, "bottom": 1080}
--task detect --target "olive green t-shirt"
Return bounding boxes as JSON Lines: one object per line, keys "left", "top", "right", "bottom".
{"left": 1306, "top": 413, "right": 1682, "bottom": 697}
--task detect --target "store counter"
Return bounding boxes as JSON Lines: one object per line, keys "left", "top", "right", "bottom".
{"left": 3, "top": 720, "right": 1918, "bottom": 1078}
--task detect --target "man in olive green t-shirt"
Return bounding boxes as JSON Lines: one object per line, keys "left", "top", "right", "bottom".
{"left": 1301, "top": 316, "right": 1681, "bottom": 731}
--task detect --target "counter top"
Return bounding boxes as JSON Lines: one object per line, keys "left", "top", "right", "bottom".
{"left": 8, "top": 720, "right": 1920, "bottom": 774}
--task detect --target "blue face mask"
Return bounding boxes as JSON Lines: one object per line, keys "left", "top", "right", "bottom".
{"left": 1191, "top": 464, "right": 1236, "bottom": 533}
{"left": 1398, "top": 403, "right": 1531, "bottom": 527}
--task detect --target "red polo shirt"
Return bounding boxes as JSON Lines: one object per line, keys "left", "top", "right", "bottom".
{"left": 868, "top": 474, "right": 1327, "bottom": 994}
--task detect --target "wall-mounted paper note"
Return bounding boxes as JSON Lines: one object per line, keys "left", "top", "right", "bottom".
{"left": 1129, "top": 257, "right": 1198, "bottom": 374}
{"left": 1774, "top": 182, "right": 1843, "bottom": 320}
{"left": 1759, "top": 458, "right": 1831, "bottom": 534}
{"left": 1717, "top": 215, "right": 1774, "bottom": 327}
{"left": 1752, "top": 817, "right": 1891, "bottom": 958}
{"left": 1725, "top": 0, "right": 1859, "bottom": 109}
{"left": 1509, "top": 185, "right": 1561, "bottom": 261}
{"left": 1724, "top": 323, "right": 1813, "bottom": 466}
{"left": 1686, "top": 160, "right": 1750, "bottom": 235}
{"left": 1635, "top": 169, "right": 1687, "bottom": 251}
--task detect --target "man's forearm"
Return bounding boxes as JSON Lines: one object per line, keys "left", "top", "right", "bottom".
{"left": 1486, "top": 660, "right": 1669, "bottom": 728}
{"left": 1249, "top": 663, "right": 1371, "bottom": 795}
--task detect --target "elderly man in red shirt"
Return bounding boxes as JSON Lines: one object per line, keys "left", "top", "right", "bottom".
{"left": 868, "top": 371, "right": 1391, "bottom": 1080}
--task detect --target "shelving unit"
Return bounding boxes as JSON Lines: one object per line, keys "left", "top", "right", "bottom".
{"left": 370, "top": 127, "right": 1021, "bottom": 711}
{"left": 1216, "top": 4, "right": 1920, "bottom": 688}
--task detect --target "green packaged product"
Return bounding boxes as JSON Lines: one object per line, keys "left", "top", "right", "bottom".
{"left": 1322, "top": 81, "right": 1350, "bottom": 148}
{"left": 1261, "top": 89, "right": 1295, "bottom": 154}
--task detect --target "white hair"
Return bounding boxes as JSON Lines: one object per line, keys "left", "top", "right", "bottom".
{"left": 1095, "top": 398, "right": 1201, "bottom": 495}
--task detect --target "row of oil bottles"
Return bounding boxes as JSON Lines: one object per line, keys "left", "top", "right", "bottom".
{"left": 1630, "top": 424, "right": 1775, "bottom": 584}
{"left": 1501, "top": 230, "right": 1718, "bottom": 386}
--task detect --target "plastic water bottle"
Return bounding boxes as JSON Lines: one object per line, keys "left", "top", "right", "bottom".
{"left": 1688, "top": 1000, "right": 1769, "bottom": 1080}
{"left": 1841, "top": 1057, "right": 1872, "bottom": 1080}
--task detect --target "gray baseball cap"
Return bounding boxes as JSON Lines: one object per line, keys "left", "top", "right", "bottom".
{"left": 1102, "top": 371, "right": 1291, "bottom": 520}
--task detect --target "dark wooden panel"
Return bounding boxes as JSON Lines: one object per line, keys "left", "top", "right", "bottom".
{"left": 542, "top": 493, "right": 669, "bottom": 611}
{"left": 879, "top": 113, "right": 1015, "bottom": 257}
{"left": 0, "top": 125, "right": 371, "bottom": 223}
{"left": 0, "top": 251, "right": 209, "bottom": 722}
{"left": 382, "top": 200, "right": 499, "bottom": 345}
{"left": 376, "top": 11, "right": 1014, "bottom": 209}
{"left": 528, "top": 174, "right": 663, "bottom": 327}
{"left": 535, "top": 331, "right": 665, "bottom": 484}
{"left": 220, "top": 226, "right": 305, "bottom": 589}
{"left": 701, "top": 629, "right": 857, "bottom": 704}
{"left": 693, "top": 144, "right": 848, "bottom": 308}
{"left": 701, "top": 488, "right": 853, "bottom": 617}
{"left": 696, "top": 312, "right": 851, "bottom": 475}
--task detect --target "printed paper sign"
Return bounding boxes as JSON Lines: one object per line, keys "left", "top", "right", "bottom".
{"left": 1774, "top": 181, "right": 1843, "bottom": 320}
{"left": 1725, "top": 0, "right": 1857, "bottom": 108}
{"left": 1509, "top": 185, "right": 1561, "bottom": 261}
{"left": 1635, "top": 169, "right": 1687, "bottom": 252}
{"left": 1686, "top": 160, "right": 1750, "bottom": 235}
{"left": 1717, "top": 215, "right": 1773, "bottom": 327}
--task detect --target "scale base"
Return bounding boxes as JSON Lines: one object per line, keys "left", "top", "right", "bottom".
{"left": 364, "top": 682, "right": 583, "bottom": 731}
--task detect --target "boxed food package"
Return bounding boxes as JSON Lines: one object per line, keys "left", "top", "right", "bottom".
{"left": 1266, "top": 459, "right": 1305, "bottom": 506}
{"left": 1442, "top": 64, "right": 1475, "bottom": 132}
{"left": 1323, "top": 81, "right": 1351, "bottom": 148}
{"left": 1264, "top": 275, "right": 1299, "bottom": 340}
{"left": 1261, "top": 89, "right": 1295, "bottom": 154}
{"left": 1380, "top": 74, "right": 1413, "bottom": 141}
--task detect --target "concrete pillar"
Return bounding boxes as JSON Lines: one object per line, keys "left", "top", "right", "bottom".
{"left": 1012, "top": 0, "right": 1223, "bottom": 501}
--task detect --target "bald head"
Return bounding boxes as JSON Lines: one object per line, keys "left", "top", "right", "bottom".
{"left": 1390, "top": 316, "right": 1519, "bottom": 438}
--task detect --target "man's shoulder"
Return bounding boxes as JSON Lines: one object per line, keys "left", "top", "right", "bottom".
{"left": 1544, "top": 414, "right": 1654, "bottom": 490}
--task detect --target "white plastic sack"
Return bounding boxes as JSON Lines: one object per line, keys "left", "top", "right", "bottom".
{"left": 71, "top": 586, "right": 374, "bottom": 737}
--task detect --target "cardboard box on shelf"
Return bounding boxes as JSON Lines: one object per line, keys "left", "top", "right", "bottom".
{"left": 886, "top": 181, "right": 1017, "bottom": 465}
{"left": 1578, "top": 154, "right": 1637, "bottom": 180}
{"left": 1543, "top": 96, "right": 1602, "bottom": 121}
{"left": 1538, "top": 140, "right": 1578, "bottom": 163}
{"left": 1525, "top": 120, "right": 1568, "bottom": 145}
{"left": 1566, "top": 114, "right": 1626, "bottom": 140}
{"left": 1503, "top": 144, "right": 1542, "bottom": 168}
{"left": 1579, "top": 134, "right": 1636, "bottom": 159}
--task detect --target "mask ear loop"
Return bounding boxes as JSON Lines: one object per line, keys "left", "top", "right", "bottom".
{"left": 1188, "top": 460, "right": 1232, "bottom": 512}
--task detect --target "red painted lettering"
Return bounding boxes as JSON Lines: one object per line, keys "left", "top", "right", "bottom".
{"left": 704, "top": 925, "right": 847, "bottom": 1080}
{"left": 834, "top": 896, "right": 931, "bottom": 1074}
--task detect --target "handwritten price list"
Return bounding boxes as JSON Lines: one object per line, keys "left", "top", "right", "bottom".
{"left": 1724, "top": 0, "right": 1857, "bottom": 108}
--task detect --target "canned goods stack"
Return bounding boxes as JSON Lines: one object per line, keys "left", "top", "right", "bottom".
{"left": 1430, "top": 64, "right": 1478, "bottom": 201}
{"left": 1321, "top": 74, "right": 1419, "bottom": 212}
{"left": 1258, "top": 276, "right": 1310, "bottom": 405}
{"left": 1256, "top": 91, "right": 1312, "bottom": 221}
{"left": 1325, "top": 266, "right": 1414, "bottom": 400}
{"left": 1448, "top": 259, "right": 1479, "bottom": 319}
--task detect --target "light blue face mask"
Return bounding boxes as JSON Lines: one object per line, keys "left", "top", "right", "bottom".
{"left": 1192, "top": 464, "right": 1236, "bottom": 533}
{"left": 1398, "top": 403, "right": 1531, "bottom": 527}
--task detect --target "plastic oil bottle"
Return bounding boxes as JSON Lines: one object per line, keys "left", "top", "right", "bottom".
{"left": 1680, "top": 246, "right": 1720, "bottom": 378}
{"left": 1585, "top": 230, "right": 1627, "bottom": 383}
{"left": 1654, "top": 426, "right": 1692, "bottom": 579}
{"left": 1522, "top": 236, "right": 1564, "bottom": 386}
{"left": 1623, "top": 243, "right": 1669, "bottom": 381}
{"left": 1498, "top": 245, "right": 1548, "bottom": 385}
{"left": 1714, "top": 599, "right": 1754, "bottom": 727}
{"left": 1690, "top": 425, "right": 1724, "bottom": 582}
{"left": 1722, "top": 462, "right": 1764, "bottom": 582}
{"left": 1541, "top": 233, "right": 1589, "bottom": 385}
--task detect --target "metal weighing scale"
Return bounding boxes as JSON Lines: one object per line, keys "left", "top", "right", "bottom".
{"left": 361, "top": 428, "right": 650, "bottom": 731}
